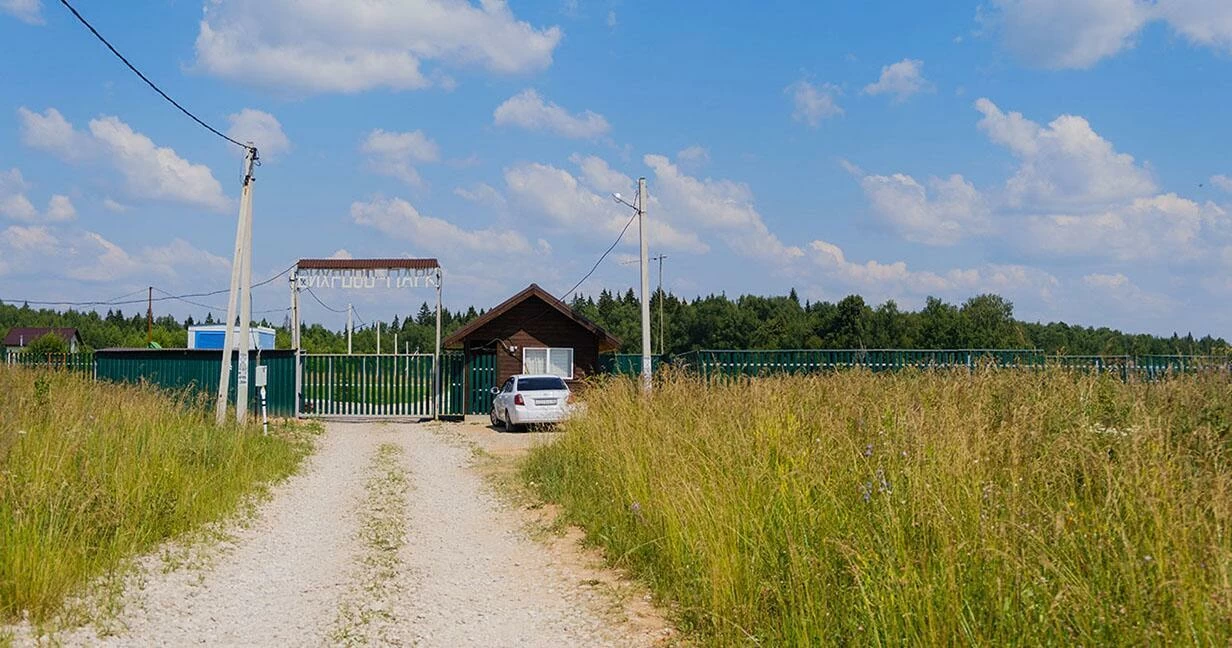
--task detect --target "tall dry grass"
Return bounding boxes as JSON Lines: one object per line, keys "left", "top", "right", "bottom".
{"left": 524, "top": 369, "right": 1232, "bottom": 645}
{"left": 0, "top": 367, "right": 314, "bottom": 623}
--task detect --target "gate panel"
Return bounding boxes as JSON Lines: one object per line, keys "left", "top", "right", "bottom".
{"left": 302, "top": 353, "right": 437, "bottom": 418}
{"left": 467, "top": 352, "right": 497, "bottom": 415}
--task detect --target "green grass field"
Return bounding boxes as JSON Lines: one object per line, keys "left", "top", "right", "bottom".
{"left": 524, "top": 370, "right": 1232, "bottom": 645}
{"left": 0, "top": 366, "right": 316, "bottom": 624}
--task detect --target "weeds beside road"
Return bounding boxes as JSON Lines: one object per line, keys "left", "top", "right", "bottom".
{"left": 525, "top": 370, "right": 1232, "bottom": 645}
{"left": 0, "top": 366, "right": 314, "bottom": 625}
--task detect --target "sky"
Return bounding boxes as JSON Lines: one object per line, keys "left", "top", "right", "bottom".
{"left": 0, "top": 0, "right": 1230, "bottom": 338}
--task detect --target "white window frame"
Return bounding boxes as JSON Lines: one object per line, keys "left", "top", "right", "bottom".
{"left": 523, "top": 347, "right": 574, "bottom": 379}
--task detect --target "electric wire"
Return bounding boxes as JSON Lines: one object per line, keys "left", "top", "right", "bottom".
{"left": 56, "top": 0, "right": 252, "bottom": 152}
{"left": 0, "top": 262, "right": 297, "bottom": 308}
{"left": 557, "top": 209, "right": 639, "bottom": 302}
{"left": 470, "top": 209, "right": 639, "bottom": 352}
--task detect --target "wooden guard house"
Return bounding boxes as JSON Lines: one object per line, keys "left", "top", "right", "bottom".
{"left": 445, "top": 284, "right": 621, "bottom": 400}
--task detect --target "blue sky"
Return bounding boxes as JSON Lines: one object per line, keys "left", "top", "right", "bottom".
{"left": 1, "top": 0, "right": 1230, "bottom": 338}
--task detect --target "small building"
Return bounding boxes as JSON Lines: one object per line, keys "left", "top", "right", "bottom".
{"left": 3, "top": 327, "right": 83, "bottom": 354}
{"left": 445, "top": 284, "right": 621, "bottom": 394}
{"left": 187, "top": 325, "right": 277, "bottom": 351}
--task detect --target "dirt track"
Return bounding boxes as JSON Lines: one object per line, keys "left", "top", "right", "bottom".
{"left": 13, "top": 421, "right": 672, "bottom": 647}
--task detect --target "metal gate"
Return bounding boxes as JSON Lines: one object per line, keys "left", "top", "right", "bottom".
{"left": 301, "top": 353, "right": 440, "bottom": 417}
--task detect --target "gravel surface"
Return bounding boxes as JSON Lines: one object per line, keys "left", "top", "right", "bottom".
{"left": 11, "top": 421, "right": 662, "bottom": 647}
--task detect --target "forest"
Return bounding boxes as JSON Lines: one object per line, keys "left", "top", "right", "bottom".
{"left": 1, "top": 289, "right": 1226, "bottom": 357}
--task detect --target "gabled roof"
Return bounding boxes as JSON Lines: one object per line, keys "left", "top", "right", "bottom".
{"left": 444, "top": 284, "right": 621, "bottom": 352}
{"left": 3, "top": 327, "right": 82, "bottom": 347}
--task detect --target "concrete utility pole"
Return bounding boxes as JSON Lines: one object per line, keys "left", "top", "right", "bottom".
{"left": 347, "top": 303, "right": 353, "bottom": 355}
{"left": 215, "top": 145, "right": 258, "bottom": 425}
{"left": 638, "top": 177, "right": 652, "bottom": 393}
{"left": 290, "top": 271, "right": 301, "bottom": 418}
{"left": 653, "top": 254, "right": 668, "bottom": 355}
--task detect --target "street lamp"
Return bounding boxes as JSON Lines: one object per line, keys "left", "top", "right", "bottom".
{"left": 612, "top": 178, "right": 652, "bottom": 394}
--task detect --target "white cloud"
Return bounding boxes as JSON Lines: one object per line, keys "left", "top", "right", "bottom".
{"left": 786, "top": 80, "right": 843, "bottom": 127}
{"left": 1081, "top": 272, "right": 1171, "bottom": 312}
{"left": 329, "top": 248, "right": 353, "bottom": 259}
{"left": 88, "top": 116, "right": 230, "bottom": 212}
{"left": 644, "top": 154, "right": 803, "bottom": 263}
{"left": 18, "top": 107, "right": 94, "bottom": 161}
{"left": 676, "top": 145, "right": 710, "bottom": 168}
{"left": 44, "top": 195, "right": 76, "bottom": 222}
{"left": 226, "top": 109, "right": 290, "bottom": 160}
{"left": 360, "top": 129, "right": 440, "bottom": 187}
{"left": 0, "top": 168, "right": 76, "bottom": 223}
{"left": 848, "top": 165, "right": 990, "bottom": 245}
{"left": 102, "top": 197, "right": 128, "bottom": 213}
{"left": 1025, "top": 193, "right": 1227, "bottom": 262}
{"left": 493, "top": 89, "right": 610, "bottom": 139}
{"left": 0, "top": 194, "right": 37, "bottom": 221}
{"left": 986, "top": 0, "right": 1232, "bottom": 69}
{"left": 18, "top": 108, "right": 230, "bottom": 212}
{"left": 808, "top": 238, "right": 1057, "bottom": 304}
{"left": 1158, "top": 0, "right": 1232, "bottom": 51}
{"left": 1, "top": 0, "right": 42, "bottom": 25}
{"left": 0, "top": 226, "right": 228, "bottom": 285}
{"left": 0, "top": 168, "right": 36, "bottom": 221}
{"left": 503, "top": 159, "right": 708, "bottom": 254}
{"left": 985, "top": 0, "right": 1153, "bottom": 69}
{"left": 1212, "top": 174, "right": 1232, "bottom": 192}
{"left": 453, "top": 183, "right": 507, "bottom": 209}
{"left": 3, "top": 224, "right": 57, "bottom": 252}
{"left": 975, "top": 98, "right": 1156, "bottom": 208}
{"left": 193, "top": 0, "right": 562, "bottom": 94}
{"left": 351, "top": 197, "right": 533, "bottom": 254}
{"left": 606, "top": 10, "right": 617, "bottom": 28}
{"left": 862, "top": 59, "right": 932, "bottom": 101}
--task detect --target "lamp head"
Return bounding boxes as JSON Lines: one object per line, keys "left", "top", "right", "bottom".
{"left": 612, "top": 192, "right": 623, "bottom": 202}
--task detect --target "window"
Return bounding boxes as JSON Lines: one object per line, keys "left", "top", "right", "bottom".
{"left": 523, "top": 347, "right": 574, "bottom": 379}
{"left": 517, "top": 377, "right": 568, "bottom": 391}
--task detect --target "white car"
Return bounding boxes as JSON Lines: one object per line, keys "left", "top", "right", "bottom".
{"left": 490, "top": 374, "right": 573, "bottom": 432}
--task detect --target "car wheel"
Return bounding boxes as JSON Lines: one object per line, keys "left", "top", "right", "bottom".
{"left": 489, "top": 407, "right": 499, "bottom": 428}
{"left": 504, "top": 410, "right": 516, "bottom": 433}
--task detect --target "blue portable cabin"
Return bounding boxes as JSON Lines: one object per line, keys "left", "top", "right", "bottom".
{"left": 187, "top": 325, "right": 277, "bottom": 351}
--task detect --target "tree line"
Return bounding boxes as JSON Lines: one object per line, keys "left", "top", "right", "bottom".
{"left": 2, "top": 290, "right": 1225, "bottom": 357}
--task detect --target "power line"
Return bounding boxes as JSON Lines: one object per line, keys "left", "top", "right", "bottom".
{"left": 559, "top": 210, "right": 638, "bottom": 302}
{"left": 0, "top": 262, "right": 297, "bottom": 308}
{"left": 469, "top": 210, "right": 639, "bottom": 352}
{"left": 56, "top": 0, "right": 252, "bottom": 152}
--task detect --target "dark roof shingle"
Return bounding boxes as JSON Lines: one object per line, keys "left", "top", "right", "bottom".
{"left": 3, "top": 327, "right": 81, "bottom": 347}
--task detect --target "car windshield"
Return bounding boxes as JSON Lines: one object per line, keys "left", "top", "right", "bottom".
{"left": 518, "top": 377, "right": 568, "bottom": 391}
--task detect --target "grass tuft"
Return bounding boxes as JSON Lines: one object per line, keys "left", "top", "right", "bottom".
{"left": 524, "top": 369, "right": 1232, "bottom": 645}
{"left": 0, "top": 366, "right": 315, "bottom": 624}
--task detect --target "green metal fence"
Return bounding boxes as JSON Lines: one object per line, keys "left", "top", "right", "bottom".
{"left": 94, "top": 349, "right": 297, "bottom": 416}
{"left": 599, "top": 353, "right": 664, "bottom": 376}
{"left": 672, "top": 349, "right": 1049, "bottom": 379}
{"left": 466, "top": 352, "right": 497, "bottom": 415}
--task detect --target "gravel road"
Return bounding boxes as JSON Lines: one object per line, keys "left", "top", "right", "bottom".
{"left": 16, "top": 422, "right": 665, "bottom": 647}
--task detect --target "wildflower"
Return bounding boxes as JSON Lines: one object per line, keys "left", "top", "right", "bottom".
{"left": 860, "top": 482, "right": 872, "bottom": 503}
{"left": 876, "top": 468, "right": 892, "bottom": 494}
{"left": 862, "top": 443, "right": 873, "bottom": 458}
